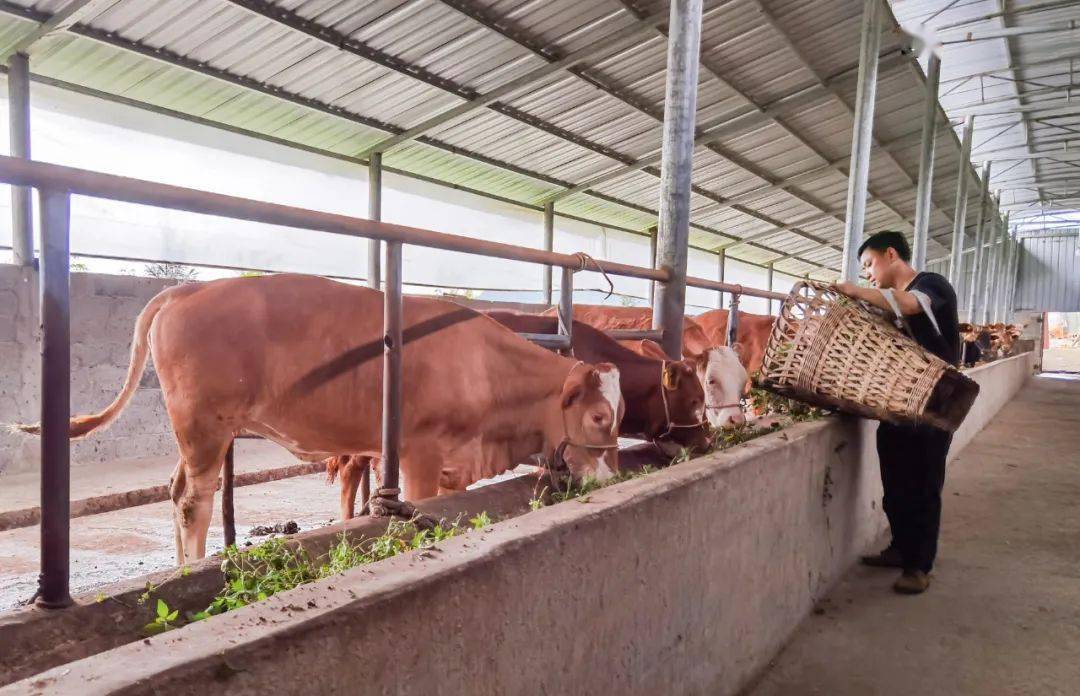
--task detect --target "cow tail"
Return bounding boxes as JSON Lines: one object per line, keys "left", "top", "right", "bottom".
{"left": 9, "top": 286, "right": 178, "bottom": 438}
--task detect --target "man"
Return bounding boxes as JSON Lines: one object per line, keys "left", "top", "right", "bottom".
{"left": 833, "top": 231, "right": 960, "bottom": 595}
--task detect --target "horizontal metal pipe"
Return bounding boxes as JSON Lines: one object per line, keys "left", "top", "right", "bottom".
{"left": 0, "top": 156, "right": 667, "bottom": 282}
{"left": 518, "top": 333, "right": 572, "bottom": 350}
{"left": 605, "top": 329, "right": 664, "bottom": 341}
{"left": 685, "top": 275, "right": 789, "bottom": 302}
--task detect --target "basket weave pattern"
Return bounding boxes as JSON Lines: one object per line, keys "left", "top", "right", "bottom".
{"left": 760, "top": 281, "right": 947, "bottom": 424}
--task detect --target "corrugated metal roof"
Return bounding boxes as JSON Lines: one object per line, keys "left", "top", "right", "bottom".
{"left": 0, "top": 0, "right": 1001, "bottom": 278}
{"left": 891, "top": 0, "right": 1080, "bottom": 227}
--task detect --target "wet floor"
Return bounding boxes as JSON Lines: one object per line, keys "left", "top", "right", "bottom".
{"left": 0, "top": 473, "right": 338, "bottom": 611}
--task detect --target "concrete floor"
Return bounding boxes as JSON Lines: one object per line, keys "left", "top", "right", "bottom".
{"left": 0, "top": 438, "right": 297, "bottom": 514}
{"left": 748, "top": 374, "right": 1080, "bottom": 696}
{"left": 1043, "top": 347, "right": 1080, "bottom": 373}
{"left": 0, "top": 473, "right": 340, "bottom": 611}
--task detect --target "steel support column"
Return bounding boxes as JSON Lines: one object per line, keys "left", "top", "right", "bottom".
{"left": 542, "top": 202, "right": 554, "bottom": 306}
{"left": 379, "top": 240, "right": 403, "bottom": 500}
{"left": 840, "top": 0, "right": 882, "bottom": 282}
{"left": 980, "top": 205, "right": 1001, "bottom": 325}
{"left": 36, "top": 189, "right": 72, "bottom": 609}
{"left": 8, "top": 52, "right": 32, "bottom": 266}
{"left": 558, "top": 266, "right": 574, "bottom": 354}
{"left": 766, "top": 262, "right": 775, "bottom": 315}
{"left": 1004, "top": 223, "right": 1019, "bottom": 320}
{"left": 367, "top": 153, "right": 382, "bottom": 290}
{"left": 648, "top": 224, "right": 658, "bottom": 306}
{"left": 652, "top": 0, "right": 703, "bottom": 359}
{"left": 912, "top": 52, "right": 941, "bottom": 270}
{"left": 966, "top": 162, "right": 992, "bottom": 321}
{"left": 949, "top": 116, "right": 976, "bottom": 288}
{"left": 717, "top": 248, "right": 726, "bottom": 308}
{"left": 992, "top": 211, "right": 1011, "bottom": 322}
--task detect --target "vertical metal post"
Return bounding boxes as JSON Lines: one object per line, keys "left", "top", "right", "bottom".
{"left": 1005, "top": 225, "right": 1019, "bottom": 320}
{"left": 648, "top": 224, "right": 658, "bottom": 306}
{"left": 966, "top": 162, "right": 992, "bottom": 322}
{"left": 912, "top": 52, "right": 941, "bottom": 270}
{"left": 379, "top": 240, "right": 403, "bottom": 497}
{"left": 222, "top": 441, "right": 235, "bottom": 548}
{"left": 367, "top": 153, "right": 382, "bottom": 290}
{"left": 727, "top": 293, "right": 741, "bottom": 347}
{"left": 980, "top": 202, "right": 1001, "bottom": 325}
{"left": 716, "top": 248, "right": 725, "bottom": 308}
{"left": 8, "top": 53, "right": 33, "bottom": 266}
{"left": 36, "top": 189, "right": 72, "bottom": 609}
{"left": 996, "top": 217, "right": 1014, "bottom": 322}
{"left": 652, "top": 0, "right": 703, "bottom": 360}
{"left": 840, "top": 0, "right": 882, "bottom": 282}
{"left": 557, "top": 266, "right": 574, "bottom": 353}
{"left": 766, "top": 262, "right": 775, "bottom": 315}
{"left": 542, "top": 202, "right": 554, "bottom": 306}
{"left": 948, "top": 116, "right": 975, "bottom": 287}
{"left": 993, "top": 211, "right": 1011, "bottom": 322}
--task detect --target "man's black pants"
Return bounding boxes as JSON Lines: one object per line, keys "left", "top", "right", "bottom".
{"left": 877, "top": 422, "right": 953, "bottom": 573}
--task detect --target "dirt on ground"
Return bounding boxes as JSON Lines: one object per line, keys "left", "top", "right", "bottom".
{"left": 747, "top": 374, "right": 1080, "bottom": 696}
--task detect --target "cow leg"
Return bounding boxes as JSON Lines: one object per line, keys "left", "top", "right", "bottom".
{"left": 171, "top": 433, "right": 231, "bottom": 563}
{"left": 169, "top": 460, "right": 185, "bottom": 565}
{"left": 401, "top": 451, "right": 441, "bottom": 503}
{"left": 359, "top": 462, "right": 371, "bottom": 515}
{"left": 338, "top": 456, "right": 369, "bottom": 521}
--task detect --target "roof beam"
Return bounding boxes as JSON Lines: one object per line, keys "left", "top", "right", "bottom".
{"left": 352, "top": 12, "right": 665, "bottom": 158}
{"left": 937, "top": 20, "right": 1079, "bottom": 45}
{"left": 0, "top": 1, "right": 837, "bottom": 272}
{"left": 228, "top": 0, "right": 841, "bottom": 270}
{"left": 939, "top": 50, "right": 1080, "bottom": 85}
{"left": 763, "top": 0, "right": 957, "bottom": 250}
{"left": 0, "top": 0, "right": 112, "bottom": 62}
{"left": 623, "top": 0, "right": 913, "bottom": 247}
{"left": 934, "top": 0, "right": 1080, "bottom": 31}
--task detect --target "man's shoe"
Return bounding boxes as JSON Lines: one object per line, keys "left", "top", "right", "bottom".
{"left": 893, "top": 569, "right": 930, "bottom": 595}
{"left": 860, "top": 547, "right": 903, "bottom": 568}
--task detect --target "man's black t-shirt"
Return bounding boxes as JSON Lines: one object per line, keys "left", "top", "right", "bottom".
{"left": 899, "top": 272, "right": 961, "bottom": 366}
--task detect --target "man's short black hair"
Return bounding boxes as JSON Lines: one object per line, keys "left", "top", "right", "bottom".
{"left": 857, "top": 230, "right": 911, "bottom": 262}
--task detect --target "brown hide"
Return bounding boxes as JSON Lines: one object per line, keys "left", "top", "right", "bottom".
{"left": 34, "top": 274, "right": 624, "bottom": 561}
{"left": 691, "top": 308, "right": 776, "bottom": 376}
{"left": 542, "top": 305, "right": 713, "bottom": 356}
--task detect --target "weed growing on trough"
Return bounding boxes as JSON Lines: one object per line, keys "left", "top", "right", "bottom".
{"left": 141, "top": 512, "right": 493, "bottom": 634}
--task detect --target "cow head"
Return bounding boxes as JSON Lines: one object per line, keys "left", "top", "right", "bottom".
{"left": 556, "top": 362, "right": 624, "bottom": 482}
{"left": 652, "top": 359, "right": 712, "bottom": 457}
{"left": 693, "top": 345, "right": 748, "bottom": 429}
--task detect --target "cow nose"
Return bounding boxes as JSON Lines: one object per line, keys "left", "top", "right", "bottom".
{"left": 726, "top": 412, "right": 746, "bottom": 427}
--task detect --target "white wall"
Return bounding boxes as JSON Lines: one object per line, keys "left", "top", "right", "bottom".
{"left": 0, "top": 79, "right": 777, "bottom": 310}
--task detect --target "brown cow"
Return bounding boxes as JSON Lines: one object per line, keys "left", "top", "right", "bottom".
{"left": 15, "top": 274, "right": 624, "bottom": 563}
{"left": 327, "top": 313, "right": 714, "bottom": 521}
{"left": 486, "top": 312, "right": 712, "bottom": 452}
{"left": 692, "top": 309, "right": 776, "bottom": 376}
{"left": 544, "top": 305, "right": 714, "bottom": 356}
{"left": 629, "top": 338, "right": 748, "bottom": 428}
{"left": 545, "top": 305, "right": 748, "bottom": 428}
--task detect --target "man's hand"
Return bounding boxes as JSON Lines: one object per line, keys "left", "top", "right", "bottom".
{"left": 831, "top": 281, "right": 861, "bottom": 298}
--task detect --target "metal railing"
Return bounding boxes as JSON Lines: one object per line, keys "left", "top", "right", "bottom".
{"left": 0, "top": 154, "right": 786, "bottom": 608}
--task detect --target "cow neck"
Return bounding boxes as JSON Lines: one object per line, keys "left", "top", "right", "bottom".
{"left": 481, "top": 335, "right": 570, "bottom": 452}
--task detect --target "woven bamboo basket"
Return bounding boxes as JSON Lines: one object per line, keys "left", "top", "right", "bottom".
{"left": 759, "top": 281, "right": 979, "bottom": 431}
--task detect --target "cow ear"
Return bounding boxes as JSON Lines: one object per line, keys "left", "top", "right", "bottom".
{"left": 730, "top": 342, "right": 746, "bottom": 364}
{"left": 561, "top": 368, "right": 599, "bottom": 410}
{"left": 561, "top": 381, "right": 584, "bottom": 410}
{"left": 662, "top": 363, "right": 681, "bottom": 390}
